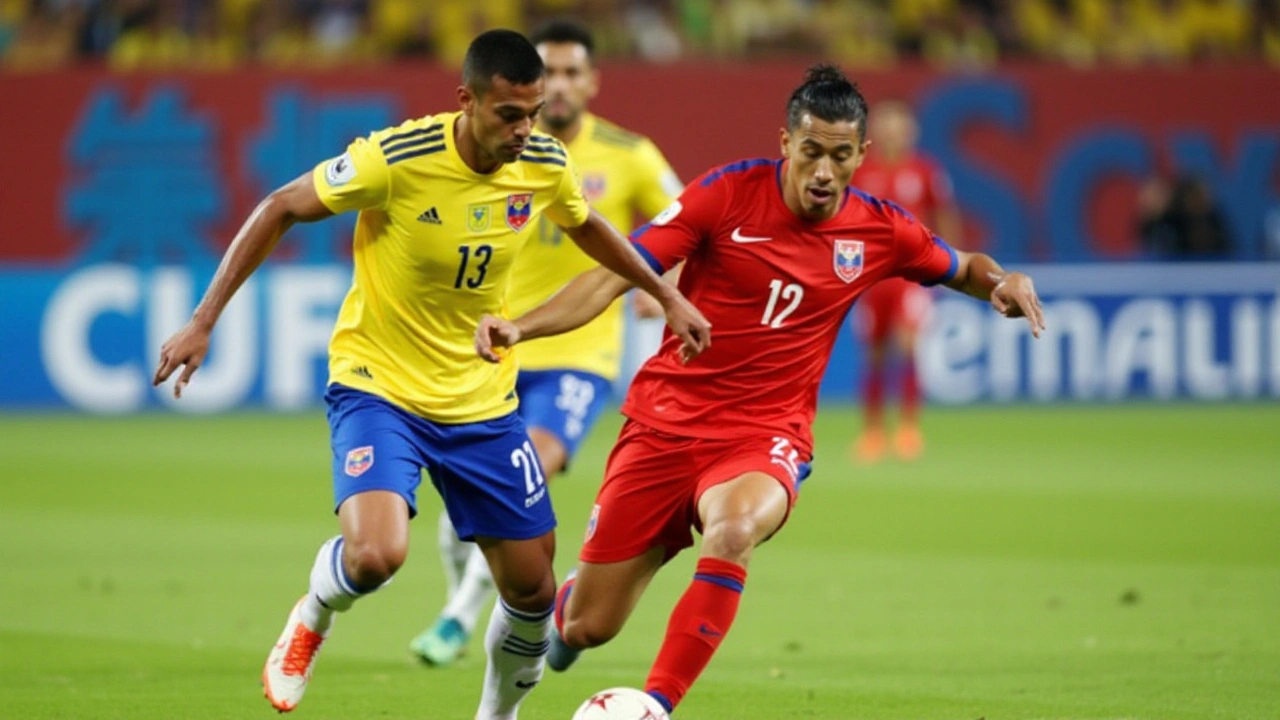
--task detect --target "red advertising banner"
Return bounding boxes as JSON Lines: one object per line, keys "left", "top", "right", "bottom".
{"left": 2, "top": 63, "right": 1277, "bottom": 264}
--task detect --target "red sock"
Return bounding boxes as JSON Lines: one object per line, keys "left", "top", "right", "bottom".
{"left": 863, "top": 364, "right": 886, "bottom": 428}
{"left": 644, "top": 557, "right": 747, "bottom": 712}
{"left": 553, "top": 574, "right": 574, "bottom": 639}
{"left": 901, "top": 357, "right": 920, "bottom": 424}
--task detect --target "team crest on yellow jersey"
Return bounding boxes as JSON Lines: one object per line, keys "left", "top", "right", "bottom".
{"left": 582, "top": 172, "right": 607, "bottom": 202}
{"left": 506, "top": 193, "right": 534, "bottom": 231}
{"left": 467, "top": 203, "right": 491, "bottom": 233}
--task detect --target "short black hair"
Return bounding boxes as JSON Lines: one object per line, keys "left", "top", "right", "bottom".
{"left": 529, "top": 18, "right": 595, "bottom": 61}
{"left": 786, "top": 64, "right": 869, "bottom": 141}
{"left": 462, "top": 29, "right": 545, "bottom": 95}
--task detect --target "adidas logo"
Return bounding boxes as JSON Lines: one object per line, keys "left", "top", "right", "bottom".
{"left": 417, "top": 207, "right": 442, "bottom": 224}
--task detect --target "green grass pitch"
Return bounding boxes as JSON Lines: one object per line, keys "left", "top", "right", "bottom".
{"left": 2, "top": 404, "right": 1277, "bottom": 719}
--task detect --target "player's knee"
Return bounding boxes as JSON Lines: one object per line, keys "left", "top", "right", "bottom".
{"left": 701, "top": 516, "right": 761, "bottom": 564}
{"left": 561, "top": 615, "right": 620, "bottom": 649}
{"left": 343, "top": 537, "right": 407, "bottom": 588}
{"left": 499, "top": 571, "right": 557, "bottom": 615}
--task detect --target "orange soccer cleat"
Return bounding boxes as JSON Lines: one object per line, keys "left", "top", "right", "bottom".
{"left": 850, "top": 427, "right": 888, "bottom": 465}
{"left": 262, "top": 597, "right": 328, "bottom": 712}
{"left": 892, "top": 424, "right": 924, "bottom": 461}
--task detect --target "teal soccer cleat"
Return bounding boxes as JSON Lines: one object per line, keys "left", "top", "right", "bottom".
{"left": 409, "top": 617, "right": 470, "bottom": 667}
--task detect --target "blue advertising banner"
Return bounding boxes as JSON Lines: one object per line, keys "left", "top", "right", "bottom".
{"left": 3, "top": 262, "right": 1277, "bottom": 412}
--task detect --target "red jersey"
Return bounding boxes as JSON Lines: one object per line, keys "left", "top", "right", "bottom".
{"left": 852, "top": 152, "right": 953, "bottom": 223}
{"left": 624, "top": 158, "right": 958, "bottom": 454}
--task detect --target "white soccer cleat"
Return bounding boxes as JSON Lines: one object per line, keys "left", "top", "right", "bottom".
{"left": 262, "top": 597, "right": 327, "bottom": 712}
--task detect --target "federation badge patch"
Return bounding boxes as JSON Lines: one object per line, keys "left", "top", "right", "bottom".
{"left": 506, "top": 192, "right": 533, "bottom": 232}
{"left": 324, "top": 152, "right": 356, "bottom": 186}
{"left": 652, "top": 200, "right": 682, "bottom": 226}
{"left": 582, "top": 172, "right": 607, "bottom": 202}
{"left": 833, "top": 239, "right": 865, "bottom": 284}
{"left": 345, "top": 446, "right": 374, "bottom": 477}
{"left": 585, "top": 503, "right": 601, "bottom": 542}
{"left": 467, "top": 203, "right": 491, "bottom": 233}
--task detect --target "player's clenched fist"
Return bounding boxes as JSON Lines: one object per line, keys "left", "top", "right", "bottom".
{"left": 475, "top": 315, "right": 522, "bottom": 363}
{"left": 990, "top": 272, "right": 1046, "bottom": 338}
{"left": 152, "top": 320, "right": 213, "bottom": 398}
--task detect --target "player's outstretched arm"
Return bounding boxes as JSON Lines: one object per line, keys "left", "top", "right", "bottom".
{"left": 475, "top": 266, "right": 630, "bottom": 363}
{"left": 562, "top": 210, "right": 711, "bottom": 356}
{"left": 152, "top": 173, "right": 334, "bottom": 398}
{"left": 945, "top": 250, "right": 1046, "bottom": 337}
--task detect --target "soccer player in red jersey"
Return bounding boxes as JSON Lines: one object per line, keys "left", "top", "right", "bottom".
{"left": 474, "top": 65, "right": 1045, "bottom": 714}
{"left": 850, "top": 100, "right": 964, "bottom": 463}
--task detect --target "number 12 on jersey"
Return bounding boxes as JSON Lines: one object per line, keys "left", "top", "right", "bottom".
{"left": 761, "top": 279, "right": 803, "bottom": 328}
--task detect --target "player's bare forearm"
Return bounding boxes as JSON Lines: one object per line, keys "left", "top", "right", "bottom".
{"left": 515, "top": 266, "right": 631, "bottom": 342}
{"left": 947, "top": 250, "right": 1046, "bottom": 337}
{"left": 562, "top": 211, "right": 675, "bottom": 303}
{"left": 192, "top": 174, "right": 333, "bottom": 329}
{"left": 945, "top": 251, "right": 1005, "bottom": 301}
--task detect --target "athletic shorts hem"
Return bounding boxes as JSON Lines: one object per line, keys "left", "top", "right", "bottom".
{"left": 333, "top": 483, "right": 418, "bottom": 518}
{"left": 579, "top": 538, "right": 680, "bottom": 565}
{"left": 458, "top": 517, "right": 557, "bottom": 544}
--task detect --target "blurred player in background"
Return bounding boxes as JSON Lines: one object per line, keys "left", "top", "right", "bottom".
{"left": 849, "top": 100, "right": 962, "bottom": 463}
{"left": 410, "top": 18, "right": 684, "bottom": 669}
{"left": 474, "top": 65, "right": 1044, "bottom": 714}
{"left": 152, "top": 29, "right": 707, "bottom": 719}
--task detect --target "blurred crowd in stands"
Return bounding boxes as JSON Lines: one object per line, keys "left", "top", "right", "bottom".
{"left": 3, "top": 0, "right": 1278, "bottom": 70}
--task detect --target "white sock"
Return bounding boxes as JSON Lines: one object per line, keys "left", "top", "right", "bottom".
{"left": 439, "top": 510, "right": 472, "bottom": 600}
{"left": 476, "top": 600, "right": 552, "bottom": 720}
{"left": 443, "top": 544, "right": 497, "bottom": 633}
{"left": 298, "top": 535, "right": 374, "bottom": 634}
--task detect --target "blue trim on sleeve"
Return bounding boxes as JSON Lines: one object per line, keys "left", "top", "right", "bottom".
{"left": 519, "top": 153, "right": 567, "bottom": 167}
{"left": 381, "top": 133, "right": 444, "bottom": 156}
{"left": 631, "top": 237, "right": 665, "bottom": 275}
{"left": 386, "top": 144, "right": 445, "bottom": 164}
{"left": 922, "top": 237, "right": 960, "bottom": 287}
{"left": 700, "top": 157, "right": 777, "bottom": 187}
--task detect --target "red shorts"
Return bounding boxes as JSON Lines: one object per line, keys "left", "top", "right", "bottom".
{"left": 579, "top": 420, "right": 810, "bottom": 564}
{"left": 856, "top": 278, "right": 933, "bottom": 343}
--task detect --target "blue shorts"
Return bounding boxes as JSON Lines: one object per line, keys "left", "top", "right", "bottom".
{"left": 516, "top": 370, "right": 613, "bottom": 463}
{"left": 325, "top": 384, "right": 555, "bottom": 542}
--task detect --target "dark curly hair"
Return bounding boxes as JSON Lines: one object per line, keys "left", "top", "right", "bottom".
{"left": 786, "top": 64, "right": 869, "bottom": 141}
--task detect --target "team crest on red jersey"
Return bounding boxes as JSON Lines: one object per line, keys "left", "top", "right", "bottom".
{"left": 833, "top": 240, "right": 865, "bottom": 283}
{"left": 506, "top": 192, "right": 534, "bottom": 231}
{"left": 585, "top": 503, "right": 601, "bottom": 542}
{"left": 345, "top": 446, "right": 373, "bottom": 477}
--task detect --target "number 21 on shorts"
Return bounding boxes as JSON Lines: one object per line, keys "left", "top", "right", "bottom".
{"left": 770, "top": 436, "right": 801, "bottom": 481}
{"left": 511, "top": 440, "right": 547, "bottom": 508}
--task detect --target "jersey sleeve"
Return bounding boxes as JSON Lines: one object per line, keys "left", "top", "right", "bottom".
{"left": 312, "top": 135, "right": 391, "bottom": 214}
{"left": 631, "top": 139, "right": 685, "bottom": 220}
{"left": 543, "top": 153, "right": 591, "bottom": 229}
{"left": 629, "top": 168, "right": 727, "bottom": 275}
{"left": 892, "top": 207, "right": 959, "bottom": 287}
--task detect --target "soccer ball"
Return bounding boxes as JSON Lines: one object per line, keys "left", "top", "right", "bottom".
{"left": 571, "top": 687, "right": 670, "bottom": 720}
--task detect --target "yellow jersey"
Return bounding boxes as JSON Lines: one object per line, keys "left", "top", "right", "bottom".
{"left": 506, "top": 113, "right": 681, "bottom": 380}
{"left": 314, "top": 111, "right": 590, "bottom": 423}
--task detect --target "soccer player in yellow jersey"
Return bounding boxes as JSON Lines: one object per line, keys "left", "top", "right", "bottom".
{"left": 151, "top": 30, "right": 709, "bottom": 719}
{"left": 412, "top": 19, "right": 686, "bottom": 669}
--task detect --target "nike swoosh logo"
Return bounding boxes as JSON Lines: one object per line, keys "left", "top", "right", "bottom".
{"left": 731, "top": 227, "right": 772, "bottom": 243}
{"left": 698, "top": 623, "right": 723, "bottom": 637}
{"left": 514, "top": 680, "right": 540, "bottom": 689}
